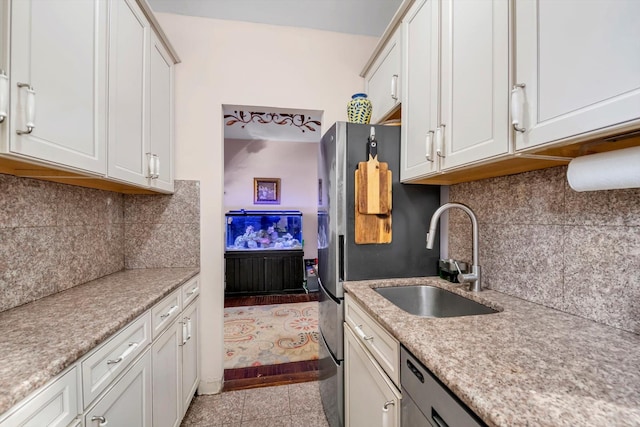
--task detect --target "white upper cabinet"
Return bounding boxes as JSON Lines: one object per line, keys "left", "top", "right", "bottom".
{"left": 149, "top": 31, "right": 174, "bottom": 192}
{"left": 400, "top": 0, "right": 510, "bottom": 182}
{"left": 108, "top": 0, "right": 175, "bottom": 193}
{"left": 400, "top": 0, "right": 439, "bottom": 181}
{"left": 7, "top": 0, "right": 108, "bottom": 174}
{"left": 108, "top": 0, "right": 151, "bottom": 187}
{"left": 439, "top": 0, "right": 510, "bottom": 169}
{"left": 0, "top": 0, "right": 8, "bottom": 150}
{"left": 364, "top": 30, "right": 401, "bottom": 124}
{"left": 513, "top": 0, "right": 640, "bottom": 150}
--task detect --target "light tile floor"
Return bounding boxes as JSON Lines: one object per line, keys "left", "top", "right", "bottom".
{"left": 181, "top": 381, "right": 330, "bottom": 427}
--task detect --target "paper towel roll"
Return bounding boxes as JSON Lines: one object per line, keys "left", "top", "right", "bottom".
{"left": 567, "top": 146, "right": 640, "bottom": 192}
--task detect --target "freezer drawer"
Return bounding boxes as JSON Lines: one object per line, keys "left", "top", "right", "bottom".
{"left": 319, "top": 280, "right": 344, "bottom": 361}
{"left": 319, "top": 332, "right": 344, "bottom": 427}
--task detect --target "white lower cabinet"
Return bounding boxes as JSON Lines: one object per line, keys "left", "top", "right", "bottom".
{"left": 181, "top": 299, "right": 200, "bottom": 415}
{"left": 0, "top": 367, "right": 79, "bottom": 427}
{"left": 85, "top": 350, "right": 152, "bottom": 427}
{"left": 344, "top": 324, "right": 401, "bottom": 427}
{"left": 0, "top": 275, "right": 200, "bottom": 427}
{"left": 152, "top": 320, "right": 182, "bottom": 427}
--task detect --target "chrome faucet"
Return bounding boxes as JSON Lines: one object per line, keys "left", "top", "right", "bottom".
{"left": 426, "top": 203, "right": 482, "bottom": 292}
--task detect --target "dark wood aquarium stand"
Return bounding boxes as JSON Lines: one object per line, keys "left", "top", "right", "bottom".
{"left": 224, "top": 249, "right": 304, "bottom": 295}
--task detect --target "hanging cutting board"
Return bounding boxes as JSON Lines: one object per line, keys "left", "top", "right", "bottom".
{"left": 355, "top": 138, "right": 391, "bottom": 215}
{"left": 355, "top": 169, "right": 392, "bottom": 244}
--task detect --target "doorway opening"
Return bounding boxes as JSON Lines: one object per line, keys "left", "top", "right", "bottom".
{"left": 222, "top": 104, "right": 323, "bottom": 390}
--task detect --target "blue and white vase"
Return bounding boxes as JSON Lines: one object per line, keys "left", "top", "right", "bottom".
{"left": 347, "top": 93, "right": 372, "bottom": 124}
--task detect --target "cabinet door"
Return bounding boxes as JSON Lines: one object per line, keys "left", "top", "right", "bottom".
{"left": 514, "top": 0, "right": 640, "bottom": 150}
{"left": 149, "top": 32, "right": 174, "bottom": 193}
{"left": 181, "top": 299, "right": 199, "bottom": 415}
{"left": 107, "top": 0, "right": 150, "bottom": 187}
{"left": 85, "top": 350, "right": 152, "bottom": 427}
{"left": 365, "top": 30, "right": 401, "bottom": 124}
{"left": 152, "top": 320, "right": 182, "bottom": 427}
{"left": 439, "top": 0, "right": 510, "bottom": 170}
{"left": 8, "top": 0, "right": 107, "bottom": 173}
{"left": 344, "top": 325, "right": 401, "bottom": 427}
{"left": 0, "top": 0, "right": 8, "bottom": 150}
{"left": 400, "top": 0, "right": 440, "bottom": 182}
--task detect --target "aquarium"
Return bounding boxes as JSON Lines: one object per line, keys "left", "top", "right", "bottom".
{"left": 225, "top": 210, "right": 303, "bottom": 251}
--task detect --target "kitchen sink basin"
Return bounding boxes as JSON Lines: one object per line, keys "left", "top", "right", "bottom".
{"left": 373, "top": 285, "right": 498, "bottom": 318}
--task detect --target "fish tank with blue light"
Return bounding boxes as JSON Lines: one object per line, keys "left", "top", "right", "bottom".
{"left": 225, "top": 210, "right": 303, "bottom": 251}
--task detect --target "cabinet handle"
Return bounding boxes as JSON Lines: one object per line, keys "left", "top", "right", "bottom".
{"left": 511, "top": 83, "right": 526, "bottom": 133}
{"left": 186, "top": 316, "right": 192, "bottom": 340}
{"left": 91, "top": 415, "right": 107, "bottom": 426}
{"left": 153, "top": 154, "right": 160, "bottom": 179}
{"left": 435, "top": 125, "right": 445, "bottom": 158}
{"left": 180, "top": 321, "right": 188, "bottom": 346}
{"left": 146, "top": 152, "right": 154, "bottom": 178}
{"left": 425, "top": 131, "right": 434, "bottom": 162}
{"left": 161, "top": 305, "right": 179, "bottom": 319}
{"left": 186, "top": 287, "right": 198, "bottom": 296}
{"left": 382, "top": 400, "right": 394, "bottom": 427}
{"left": 16, "top": 83, "right": 35, "bottom": 135}
{"left": 391, "top": 74, "right": 399, "bottom": 101}
{"left": 0, "top": 70, "right": 7, "bottom": 123}
{"left": 107, "top": 341, "right": 139, "bottom": 365}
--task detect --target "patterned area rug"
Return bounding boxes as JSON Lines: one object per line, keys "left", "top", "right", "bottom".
{"left": 224, "top": 302, "right": 319, "bottom": 369}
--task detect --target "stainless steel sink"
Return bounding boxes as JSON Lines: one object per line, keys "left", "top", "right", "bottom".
{"left": 374, "top": 285, "right": 497, "bottom": 318}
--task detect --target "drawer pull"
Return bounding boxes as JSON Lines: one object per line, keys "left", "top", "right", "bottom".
{"left": 161, "top": 305, "right": 179, "bottom": 319}
{"left": 355, "top": 325, "right": 374, "bottom": 342}
{"left": 91, "top": 415, "right": 107, "bottom": 425}
{"left": 107, "top": 342, "right": 139, "bottom": 365}
{"left": 186, "top": 287, "right": 198, "bottom": 296}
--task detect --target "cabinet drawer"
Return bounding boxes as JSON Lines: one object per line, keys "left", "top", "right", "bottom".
{"left": 0, "top": 367, "right": 79, "bottom": 427}
{"left": 181, "top": 275, "right": 200, "bottom": 308}
{"left": 152, "top": 288, "right": 182, "bottom": 339}
{"left": 345, "top": 293, "right": 400, "bottom": 387}
{"left": 81, "top": 312, "right": 151, "bottom": 408}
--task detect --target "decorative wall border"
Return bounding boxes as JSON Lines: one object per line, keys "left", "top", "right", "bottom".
{"left": 224, "top": 111, "right": 321, "bottom": 133}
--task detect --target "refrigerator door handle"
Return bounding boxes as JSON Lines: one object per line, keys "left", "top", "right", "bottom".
{"left": 339, "top": 235, "right": 345, "bottom": 281}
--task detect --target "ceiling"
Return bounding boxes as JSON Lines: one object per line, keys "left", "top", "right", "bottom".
{"left": 149, "top": 0, "right": 402, "bottom": 142}
{"left": 147, "top": 0, "right": 403, "bottom": 37}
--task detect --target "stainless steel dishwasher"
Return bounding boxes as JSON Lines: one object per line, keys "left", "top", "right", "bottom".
{"left": 401, "top": 347, "right": 486, "bottom": 427}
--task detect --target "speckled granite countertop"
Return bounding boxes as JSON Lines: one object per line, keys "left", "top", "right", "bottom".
{"left": 344, "top": 277, "right": 640, "bottom": 427}
{"left": 0, "top": 267, "right": 199, "bottom": 415}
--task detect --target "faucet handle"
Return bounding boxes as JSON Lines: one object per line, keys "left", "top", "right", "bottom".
{"left": 453, "top": 260, "right": 465, "bottom": 283}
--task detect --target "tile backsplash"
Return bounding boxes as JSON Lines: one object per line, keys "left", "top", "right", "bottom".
{"left": 0, "top": 175, "right": 200, "bottom": 313}
{"left": 448, "top": 166, "right": 640, "bottom": 334}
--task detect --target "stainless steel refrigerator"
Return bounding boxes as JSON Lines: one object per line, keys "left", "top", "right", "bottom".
{"left": 317, "top": 122, "right": 440, "bottom": 427}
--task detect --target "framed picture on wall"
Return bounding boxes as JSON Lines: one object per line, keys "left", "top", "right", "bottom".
{"left": 254, "top": 178, "right": 281, "bottom": 204}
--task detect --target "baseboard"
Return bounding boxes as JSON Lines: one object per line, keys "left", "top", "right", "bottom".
{"left": 197, "top": 377, "right": 223, "bottom": 395}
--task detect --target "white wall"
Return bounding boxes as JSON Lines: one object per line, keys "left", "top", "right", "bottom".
{"left": 157, "top": 12, "right": 378, "bottom": 394}
{"left": 224, "top": 139, "right": 318, "bottom": 259}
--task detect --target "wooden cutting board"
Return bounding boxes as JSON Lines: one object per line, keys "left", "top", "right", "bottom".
{"left": 356, "top": 154, "right": 391, "bottom": 215}
{"left": 355, "top": 169, "right": 392, "bottom": 244}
